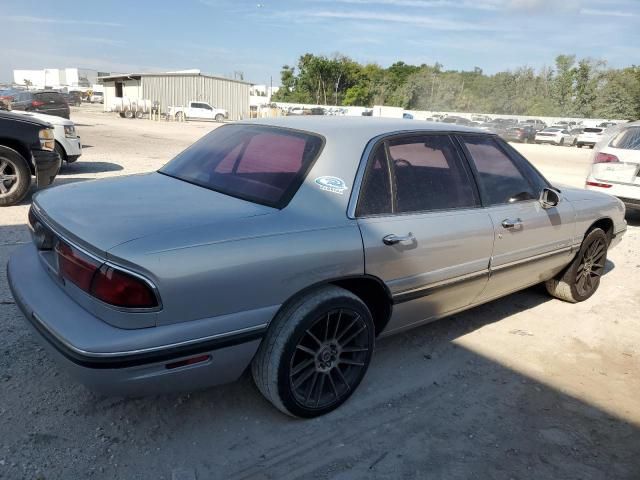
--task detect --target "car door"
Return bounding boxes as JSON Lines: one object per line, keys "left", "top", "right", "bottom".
{"left": 355, "top": 133, "right": 495, "bottom": 335}
{"left": 200, "top": 103, "right": 215, "bottom": 119}
{"left": 457, "top": 135, "right": 576, "bottom": 303}
{"left": 189, "top": 102, "right": 206, "bottom": 119}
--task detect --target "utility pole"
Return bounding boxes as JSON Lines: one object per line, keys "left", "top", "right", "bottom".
{"left": 334, "top": 72, "right": 342, "bottom": 106}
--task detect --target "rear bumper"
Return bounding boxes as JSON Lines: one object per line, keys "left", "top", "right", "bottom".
{"left": 7, "top": 244, "right": 265, "bottom": 395}
{"left": 32, "top": 149, "right": 61, "bottom": 187}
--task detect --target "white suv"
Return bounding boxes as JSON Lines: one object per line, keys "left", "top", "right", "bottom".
{"left": 577, "top": 127, "right": 605, "bottom": 149}
{"left": 586, "top": 122, "right": 640, "bottom": 213}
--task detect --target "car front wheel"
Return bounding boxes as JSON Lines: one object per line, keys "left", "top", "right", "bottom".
{"left": 545, "top": 227, "right": 608, "bottom": 303}
{"left": 0, "top": 146, "right": 31, "bottom": 206}
{"left": 252, "top": 286, "right": 375, "bottom": 418}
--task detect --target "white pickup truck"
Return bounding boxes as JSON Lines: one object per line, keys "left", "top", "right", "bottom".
{"left": 168, "top": 101, "right": 228, "bottom": 122}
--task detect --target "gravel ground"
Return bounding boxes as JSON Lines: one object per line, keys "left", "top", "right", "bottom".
{"left": 1, "top": 105, "right": 639, "bottom": 480}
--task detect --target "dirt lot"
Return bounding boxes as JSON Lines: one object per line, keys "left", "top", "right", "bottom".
{"left": 1, "top": 105, "right": 639, "bottom": 480}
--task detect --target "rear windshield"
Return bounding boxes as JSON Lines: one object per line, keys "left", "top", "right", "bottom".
{"left": 34, "top": 92, "right": 66, "bottom": 104}
{"left": 160, "top": 124, "right": 324, "bottom": 208}
{"left": 583, "top": 128, "right": 603, "bottom": 133}
{"left": 610, "top": 126, "right": 640, "bottom": 150}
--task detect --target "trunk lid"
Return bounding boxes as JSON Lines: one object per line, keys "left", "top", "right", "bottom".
{"left": 33, "top": 172, "right": 273, "bottom": 254}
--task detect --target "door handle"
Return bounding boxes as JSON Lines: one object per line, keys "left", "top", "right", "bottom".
{"left": 501, "top": 218, "right": 523, "bottom": 229}
{"left": 383, "top": 233, "right": 414, "bottom": 245}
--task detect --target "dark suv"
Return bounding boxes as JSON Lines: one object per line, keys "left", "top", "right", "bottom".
{"left": 10, "top": 90, "right": 70, "bottom": 119}
{"left": 0, "top": 111, "right": 61, "bottom": 206}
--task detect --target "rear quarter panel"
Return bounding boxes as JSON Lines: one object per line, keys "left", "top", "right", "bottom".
{"left": 109, "top": 221, "right": 365, "bottom": 327}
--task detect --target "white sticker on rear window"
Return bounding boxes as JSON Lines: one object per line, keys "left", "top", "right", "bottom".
{"left": 315, "top": 176, "right": 349, "bottom": 195}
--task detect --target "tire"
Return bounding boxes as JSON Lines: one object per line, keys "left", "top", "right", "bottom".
{"left": 135, "top": 111, "right": 144, "bottom": 119}
{"left": 119, "top": 112, "right": 126, "bottom": 118}
{"left": 54, "top": 142, "right": 67, "bottom": 162}
{"left": 577, "top": 143, "right": 582, "bottom": 148}
{"left": 252, "top": 286, "right": 375, "bottom": 418}
{"left": 124, "top": 110, "right": 134, "bottom": 119}
{"left": 0, "top": 146, "right": 31, "bottom": 207}
{"left": 175, "top": 112, "right": 185, "bottom": 121}
{"left": 559, "top": 138, "right": 565, "bottom": 146}
{"left": 215, "top": 113, "right": 225, "bottom": 122}
{"left": 545, "top": 228, "right": 608, "bottom": 303}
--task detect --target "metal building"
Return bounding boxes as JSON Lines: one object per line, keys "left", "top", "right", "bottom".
{"left": 99, "top": 72, "right": 251, "bottom": 120}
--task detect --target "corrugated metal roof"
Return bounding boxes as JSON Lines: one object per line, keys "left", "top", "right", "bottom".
{"left": 99, "top": 72, "right": 251, "bottom": 85}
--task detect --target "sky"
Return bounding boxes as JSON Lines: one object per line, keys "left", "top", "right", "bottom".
{"left": 1, "top": 0, "right": 639, "bottom": 85}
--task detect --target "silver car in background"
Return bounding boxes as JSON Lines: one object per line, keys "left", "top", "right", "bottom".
{"left": 8, "top": 118, "right": 626, "bottom": 417}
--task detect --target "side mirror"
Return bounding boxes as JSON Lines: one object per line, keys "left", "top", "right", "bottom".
{"left": 540, "top": 188, "right": 560, "bottom": 209}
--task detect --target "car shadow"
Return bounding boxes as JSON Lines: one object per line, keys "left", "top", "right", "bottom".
{"left": 59, "top": 161, "right": 123, "bottom": 174}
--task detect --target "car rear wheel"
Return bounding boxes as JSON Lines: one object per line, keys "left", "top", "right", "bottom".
{"left": 215, "top": 113, "right": 225, "bottom": 122}
{"left": 0, "top": 146, "right": 31, "bottom": 207}
{"left": 545, "top": 228, "right": 608, "bottom": 303}
{"left": 252, "top": 286, "right": 375, "bottom": 418}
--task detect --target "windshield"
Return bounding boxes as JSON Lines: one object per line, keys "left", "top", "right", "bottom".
{"left": 160, "top": 124, "right": 324, "bottom": 208}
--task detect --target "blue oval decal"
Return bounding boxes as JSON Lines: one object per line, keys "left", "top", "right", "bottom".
{"left": 315, "top": 176, "right": 349, "bottom": 195}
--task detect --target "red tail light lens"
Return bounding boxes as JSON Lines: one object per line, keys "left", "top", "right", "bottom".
{"left": 55, "top": 241, "right": 158, "bottom": 309}
{"left": 586, "top": 181, "right": 613, "bottom": 188}
{"left": 56, "top": 242, "right": 100, "bottom": 291}
{"left": 90, "top": 265, "right": 158, "bottom": 308}
{"left": 31, "top": 100, "right": 45, "bottom": 107}
{"left": 594, "top": 152, "right": 619, "bottom": 164}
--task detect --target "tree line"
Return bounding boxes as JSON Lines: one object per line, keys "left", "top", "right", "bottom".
{"left": 272, "top": 53, "right": 640, "bottom": 120}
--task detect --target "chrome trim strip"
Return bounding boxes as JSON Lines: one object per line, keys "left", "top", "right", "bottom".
{"left": 490, "top": 246, "right": 572, "bottom": 273}
{"left": 392, "top": 269, "right": 489, "bottom": 304}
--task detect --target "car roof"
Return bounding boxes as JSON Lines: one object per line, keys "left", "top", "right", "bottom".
{"left": 237, "top": 116, "right": 486, "bottom": 141}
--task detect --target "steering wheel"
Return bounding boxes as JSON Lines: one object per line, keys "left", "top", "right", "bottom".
{"left": 393, "top": 158, "right": 412, "bottom": 168}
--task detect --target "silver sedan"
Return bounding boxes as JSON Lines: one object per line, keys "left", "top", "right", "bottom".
{"left": 8, "top": 117, "right": 627, "bottom": 417}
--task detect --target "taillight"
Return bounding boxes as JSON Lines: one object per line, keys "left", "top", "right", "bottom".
{"left": 594, "top": 152, "right": 619, "bottom": 164}
{"left": 55, "top": 241, "right": 158, "bottom": 309}
{"left": 31, "top": 100, "right": 45, "bottom": 107}
{"left": 586, "top": 181, "right": 613, "bottom": 188}
{"left": 56, "top": 242, "right": 100, "bottom": 291}
{"left": 90, "top": 265, "right": 158, "bottom": 308}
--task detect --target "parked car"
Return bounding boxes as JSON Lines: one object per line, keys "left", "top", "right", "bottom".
{"left": 535, "top": 127, "right": 576, "bottom": 146}
{"left": 64, "top": 91, "right": 83, "bottom": 106}
{"left": 11, "top": 110, "right": 82, "bottom": 163}
{"left": 288, "top": 107, "right": 305, "bottom": 116}
{"left": 577, "top": 127, "right": 606, "bottom": 148}
{"left": 310, "top": 107, "right": 325, "bottom": 116}
{"left": 89, "top": 92, "right": 104, "bottom": 104}
{"left": 8, "top": 118, "right": 626, "bottom": 417}
{"left": 0, "top": 111, "right": 61, "bottom": 206}
{"left": 502, "top": 125, "right": 536, "bottom": 143}
{"left": 586, "top": 121, "right": 640, "bottom": 213}
{"left": 168, "top": 101, "right": 227, "bottom": 122}
{"left": 521, "top": 119, "right": 547, "bottom": 131}
{"left": 598, "top": 121, "right": 617, "bottom": 128}
{"left": 10, "top": 90, "right": 70, "bottom": 119}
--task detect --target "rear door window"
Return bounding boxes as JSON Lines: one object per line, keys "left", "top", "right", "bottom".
{"left": 388, "top": 134, "right": 479, "bottom": 213}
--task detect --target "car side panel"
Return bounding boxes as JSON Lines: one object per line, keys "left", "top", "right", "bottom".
{"left": 359, "top": 208, "right": 494, "bottom": 334}
{"left": 113, "top": 224, "right": 365, "bottom": 326}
